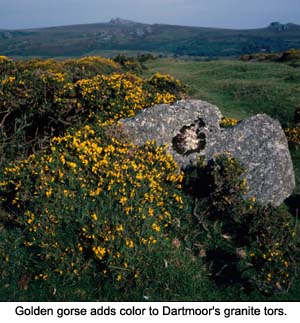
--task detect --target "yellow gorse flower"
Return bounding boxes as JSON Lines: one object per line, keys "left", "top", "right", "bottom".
{"left": 0, "top": 56, "right": 187, "bottom": 285}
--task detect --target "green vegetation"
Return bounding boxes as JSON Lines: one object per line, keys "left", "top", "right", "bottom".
{"left": 0, "top": 55, "right": 300, "bottom": 301}
{"left": 1, "top": 20, "right": 300, "bottom": 58}
{"left": 0, "top": 56, "right": 180, "bottom": 166}
{"left": 183, "top": 156, "right": 299, "bottom": 295}
{"left": 146, "top": 58, "right": 300, "bottom": 122}
{"left": 241, "top": 48, "right": 300, "bottom": 67}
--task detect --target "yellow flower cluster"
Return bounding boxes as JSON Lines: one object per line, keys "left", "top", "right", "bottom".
{"left": 0, "top": 55, "right": 11, "bottom": 64}
{"left": 149, "top": 72, "right": 183, "bottom": 87}
{"left": 250, "top": 247, "right": 291, "bottom": 287}
{"left": 13, "top": 56, "right": 119, "bottom": 74}
{"left": 220, "top": 117, "right": 238, "bottom": 128}
{"left": 68, "top": 56, "right": 119, "bottom": 69}
{"left": 284, "top": 126, "right": 300, "bottom": 144}
{"left": 152, "top": 92, "right": 176, "bottom": 104}
{"left": 1, "top": 76, "right": 16, "bottom": 85}
{"left": 0, "top": 123, "right": 185, "bottom": 283}
{"left": 72, "top": 72, "right": 178, "bottom": 122}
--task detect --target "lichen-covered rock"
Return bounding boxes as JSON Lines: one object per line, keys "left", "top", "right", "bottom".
{"left": 121, "top": 100, "right": 222, "bottom": 167}
{"left": 211, "top": 114, "right": 295, "bottom": 206}
{"left": 120, "top": 100, "right": 295, "bottom": 206}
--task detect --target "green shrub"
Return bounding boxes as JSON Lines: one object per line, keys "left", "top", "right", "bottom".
{"left": 245, "top": 205, "right": 299, "bottom": 294}
{"left": 0, "top": 56, "right": 186, "bottom": 166}
{"left": 280, "top": 49, "right": 300, "bottom": 65}
{"left": 63, "top": 56, "right": 121, "bottom": 81}
{"left": 294, "top": 104, "right": 300, "bottom": 124}
{"left": 13, "top": 56, "right": 121, "bottom": 79}
{"left": 285, "top": 126, "right": 300, "bottom": 146}
{"left": 183, "top": 155, "right": 300, "bottom": 295}
{"left": 0, "top": 55, "right": 14, "bottom": 77}
{"left": 146, "top": 72, "right": 187, "bottom": 99}
{"left": 113, "top": 54, "right": 145, "bottom": 74}
{"left": 239, "top": 53, "right": 280, "bottom": 62}
{"left": 284, "top": 105, "right": 300, "bottom": 147}
{"left": 0, "top": 123, "right": 187, "bottom": 298}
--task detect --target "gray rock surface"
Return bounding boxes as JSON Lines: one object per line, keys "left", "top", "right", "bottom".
{"left": 120, "top": 99, "right": 295, "bottom": 206}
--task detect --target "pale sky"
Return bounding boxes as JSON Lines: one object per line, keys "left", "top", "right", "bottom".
{"left": 0, "top": 0, "right": 299, "bottom": 30}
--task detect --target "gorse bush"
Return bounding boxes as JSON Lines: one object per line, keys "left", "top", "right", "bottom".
{"left": 147, "top": 72, "right": 187, "bottom": 98}
{"left": 246, "top": 205, "right": 299, "bottom": 294}
{"left": 220, "top": 117, "right": 238, "bottom": 128}
{"left": 240, "top": 49, "right": 300, "bottom": 65}
{"left": 62, "top": 56, "right": 121, "bottom": 80}
{"left": 113, "top": 54, "right": 145, "bottom": 74}
{"left": 113, "top": 54, "right": 156, "bottom": 74}
{"left": 0, "top": 123, "right": 187, "bottom": 296}
{"left": 13, "top": 56, "right": 121, "bottom": 78}
{"left": 0, "top": 56, "right": 185, "bottom": 165}
{"left": 284, "top": 105, "right": 300, "bottom": 147}
{"left": 0, "top": 55, "right": 191, "bottom": 300}
{"left": 72, "top": 73, "right": 179, "bottom": 122}
{"left": 183, "top": 155, "right": 300, "bottom": 295}
{"left": 240, "top": 53, "right": 281, "bottom": 62}
{"left": 284, "top": 126, "right": 300, "bottom": 146}
{"left": 280, "top": 49, "right": 300, "bottom": 67}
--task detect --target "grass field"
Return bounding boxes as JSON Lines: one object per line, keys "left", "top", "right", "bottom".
{"left": 146, "top": 58, "right": 300, "bottom": 122}
{"left": 145, "top": 58, "right": 300, "bottom": 192}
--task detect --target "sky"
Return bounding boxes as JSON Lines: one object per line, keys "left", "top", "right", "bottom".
{"left": 0, "top": 0, "right": 299, "bottom": 30}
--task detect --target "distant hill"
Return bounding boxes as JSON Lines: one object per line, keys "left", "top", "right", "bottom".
{"left": 1, "top": 19, "right": 300, "bottom": 57}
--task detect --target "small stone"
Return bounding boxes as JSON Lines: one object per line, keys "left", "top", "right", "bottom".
{"left": 199, "top": 249, "right": 206, "bottom": 257}
{"left": 236, "top": 248, "right": 247, "bottom": 259}
{"left": 172, "top": 238, "right": 181, "bottom": 248}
